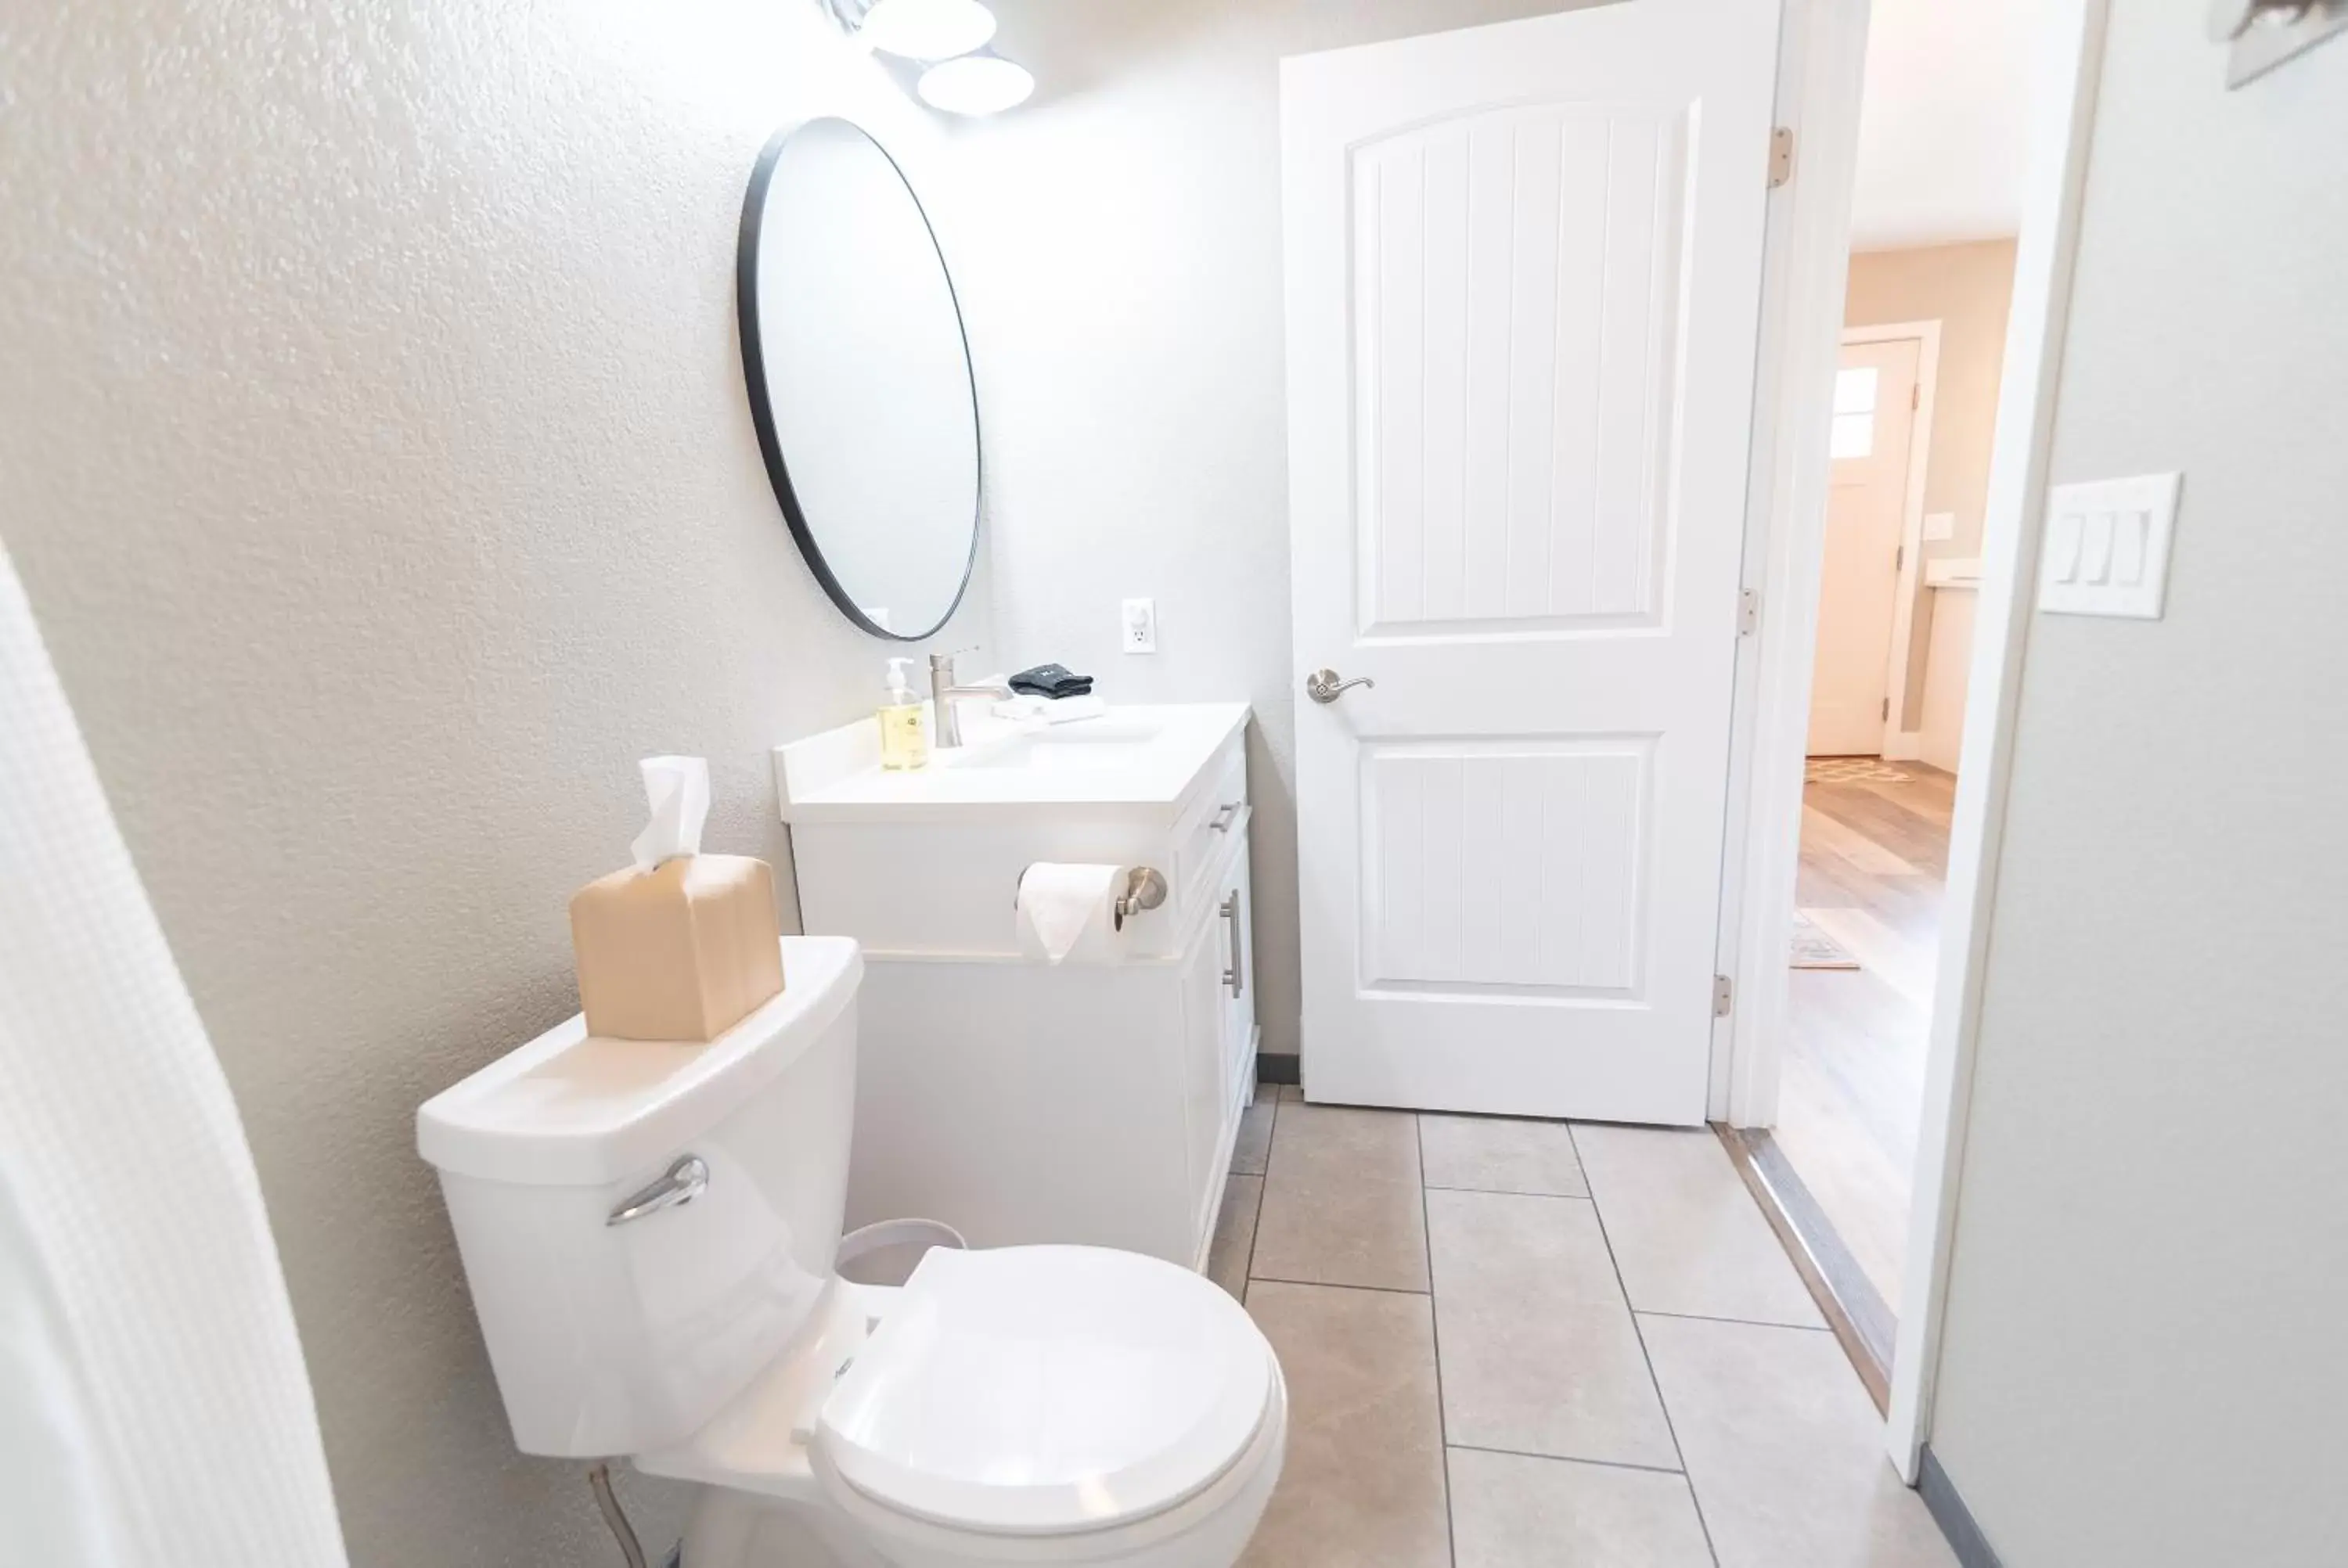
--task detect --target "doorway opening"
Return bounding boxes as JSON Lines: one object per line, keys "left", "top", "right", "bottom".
{"left": 1774, "top": 242, "right": 2015, "bottom": 1374}
{"left": 1717, "top": 0, "right": 2061, "bottom": 1424}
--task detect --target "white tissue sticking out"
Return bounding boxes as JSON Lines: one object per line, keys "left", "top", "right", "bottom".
{"left": 1015, "top": 863, "right": 1125, "bottom": 964}
{"left": 630, "top": 755, "right": 711, "bottom": 871}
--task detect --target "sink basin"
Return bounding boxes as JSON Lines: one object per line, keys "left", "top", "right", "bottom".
{"left": 944, "top": 717, "right": 1168, "bottom": 771}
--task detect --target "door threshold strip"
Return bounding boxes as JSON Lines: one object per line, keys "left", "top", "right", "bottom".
{"left": 1712, "top": 1124, "right": 1894, "bottom": 1414}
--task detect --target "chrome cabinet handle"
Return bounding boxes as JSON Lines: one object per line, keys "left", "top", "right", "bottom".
{"left": 1221, "top": 892, "right": 1245, "bottom": 998}
{"left": 1305, "top": 668, "right": 1374, "bottom": 704}
{"left": 1209, "top": 802, "right": 1241, "bottom": 833}
{"left": 607, "top": 1155, "right": 708, "bottom": 1226}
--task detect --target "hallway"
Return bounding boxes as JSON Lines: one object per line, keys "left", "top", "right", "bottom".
{"left": 1208, "top": 1089, "right": 1955, "bottom": 1567}
{"left": 1781, "top": 761, "right": 1953, "bottom": 1318}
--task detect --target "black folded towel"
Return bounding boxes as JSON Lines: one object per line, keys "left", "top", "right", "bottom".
{"left": 1010, "top": 664, "right": 1094, "bottom": 699}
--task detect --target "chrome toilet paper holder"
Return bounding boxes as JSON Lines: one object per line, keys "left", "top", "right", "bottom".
{"left": 1113, "top": 866, "right": 1168, "bottom": 930}
{"left": 1013, "top": 865, "right": 1167, "bottom": 931}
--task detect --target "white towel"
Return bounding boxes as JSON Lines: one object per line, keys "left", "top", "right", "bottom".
{"left": 0, "top": 542, "right": 348, "bottom": 1566}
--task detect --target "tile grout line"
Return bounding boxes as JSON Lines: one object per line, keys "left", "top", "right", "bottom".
{"left": 1247, "top": 1275, "right": 1431, "bottom": 1297}
{"left": 1236, "top": 1088, "right": 1273, "bottom": 1304}
{"left": 1568, "top": 1122, "right": 1723, "bottom": 1568}
{"left": 1442, "top": 1440, "right": 1686, "bottom": 1479}
{"left": 1422, "top": 1182, "right": 1596, "bottom": 1200}
{"left": 1416, "top": 1112, "right": 1459, "bottom": 1568}
{"left": 1636, "top": 1307, "right": 1835, "bottom": 1333}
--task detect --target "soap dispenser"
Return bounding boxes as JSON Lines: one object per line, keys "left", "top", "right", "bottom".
{"left": 879, "top": 656, "right": 928, "bottom": 771}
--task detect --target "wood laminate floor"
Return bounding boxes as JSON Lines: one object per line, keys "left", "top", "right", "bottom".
{"left": 1780, "top": 761, "right": 1954, "bottom": 1316}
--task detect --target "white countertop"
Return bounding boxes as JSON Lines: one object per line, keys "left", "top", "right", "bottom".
{"left": 774, "top": 702, "right": 1251, "bottom": 824}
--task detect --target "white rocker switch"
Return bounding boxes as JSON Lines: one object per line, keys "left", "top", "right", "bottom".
{"left": 2039, "top": 473, "right": 2181, "bottom": 620}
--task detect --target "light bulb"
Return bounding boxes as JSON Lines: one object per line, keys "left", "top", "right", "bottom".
{"left": 859, "top": 0, "right": 997, "bottom": 62}
{"left": 917, "top": 52, "right": 1035, "bottom": 116}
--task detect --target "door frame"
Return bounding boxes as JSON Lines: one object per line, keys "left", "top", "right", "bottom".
{"left": 1835, "top": 320, "right": 1941, "bottom": 761}
{"left": 1711, "top": 0, "right": 2112, "bottom": 1480}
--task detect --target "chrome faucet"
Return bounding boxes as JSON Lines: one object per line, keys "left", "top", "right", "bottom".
{"left": 929, "top": 650, "right": 1013, "bottom": 749}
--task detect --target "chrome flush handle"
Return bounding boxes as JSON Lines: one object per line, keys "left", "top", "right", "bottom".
{"left": 1305, "top": 668, "right": 1375, "bottom": 704}
{"left": 606, "top": 1155, "right": 709, "bottom": 1226}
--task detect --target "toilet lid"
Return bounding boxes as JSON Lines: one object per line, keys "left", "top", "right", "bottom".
{"left": 815, "top": 1245, "right": 1275, "bottom": 1537}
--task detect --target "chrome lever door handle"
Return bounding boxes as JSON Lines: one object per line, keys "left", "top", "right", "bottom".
{"left": 607, "top": 1155, "right": 708, "bottom": 1226}
{"left": 1305, "top": 668, "right": 1375, "bottom": 704}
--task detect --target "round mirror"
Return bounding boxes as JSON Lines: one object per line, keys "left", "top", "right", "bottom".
{"left": 738, "top": 118, "right": 980, "bottom": 641}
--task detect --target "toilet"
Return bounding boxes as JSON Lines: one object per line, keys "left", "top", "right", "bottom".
{"left": 416, "top": 936, "right": 1285, "bottom": 1568}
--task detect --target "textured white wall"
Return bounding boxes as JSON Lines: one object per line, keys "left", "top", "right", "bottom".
{"left": 1928, "top": 9, "right": 2348, "bottom": 1564}
{"left": 959, "top": 0, "right": 1578, "bottom": 1059}
{"left": 0, "top": 2, "right": 994, "bottom": 1560}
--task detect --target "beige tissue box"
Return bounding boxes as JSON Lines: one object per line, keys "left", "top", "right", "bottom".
{"left": 570, "top": 854, "right": 784, "bottom": 1041}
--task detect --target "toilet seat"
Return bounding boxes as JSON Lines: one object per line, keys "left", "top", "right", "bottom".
{"left": 812, "top": 1245, "right": 1276, "bottom": 1539}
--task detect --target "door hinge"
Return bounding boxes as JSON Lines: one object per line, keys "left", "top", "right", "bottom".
{"left": 1882, "top": 697, "right": 1891, "bottom": 721}
{"left": 1911, "top": 383, "right": 1921, "bottom": 412}
{"left": 1896, "top": 544, "right": 1904, "bottom": 571}
{"left": 1713, "top": 975, "right": 1734, "bottom": 1017}
{"left": 1738, "top": 587, "right": 1760, "bottom": 636}
{"left": 1768, "top": 127, "right": 1795, "bottom": 189}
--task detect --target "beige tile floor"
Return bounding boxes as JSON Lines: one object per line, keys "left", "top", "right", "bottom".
{"left": 1211, "top": 1087, "right": 1957, "bottom": 1568}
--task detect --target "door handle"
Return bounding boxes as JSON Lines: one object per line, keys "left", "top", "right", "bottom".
{"left": 607, "top": 1155, "right": 708, "bottom": 1226}
{"left": 1305, "top": 668, "right": 1374, "bottom": 704}
{"left": 1221, "top": 892, "right": 1245, "bottom": 998}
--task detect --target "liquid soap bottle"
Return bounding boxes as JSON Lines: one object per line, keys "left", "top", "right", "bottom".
{"left": 878, "top": 656, "right": 929, "bottom": 771}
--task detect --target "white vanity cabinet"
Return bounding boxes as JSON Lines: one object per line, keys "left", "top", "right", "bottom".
{"left": 774, "top": 703, "right": 1258, "bottom": 1270}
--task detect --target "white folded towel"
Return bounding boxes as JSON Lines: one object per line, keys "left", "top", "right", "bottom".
{"left": 994, "top": 692, "right": 1108, "bottom": 725}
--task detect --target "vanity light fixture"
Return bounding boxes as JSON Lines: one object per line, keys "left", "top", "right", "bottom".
{"left": 915, "top": 48, "right": 1035, "bottom": 115}
{"left": 857, "top": 0, "right": 997, "bottom": 62}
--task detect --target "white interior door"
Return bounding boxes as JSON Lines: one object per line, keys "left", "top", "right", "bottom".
{"left": 1283, "top": 0, "right": 1782, "bottom": 1124}
{"left": 1807, "top": 338, "right": 1923, "bottom": 755}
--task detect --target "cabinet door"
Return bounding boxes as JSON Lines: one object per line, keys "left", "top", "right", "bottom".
{"left": 1219, "top": 836, "right": 1256, "bottom": 1107}
{"left": 1177, "top": 900, "right": 1228, "bottom": 1245}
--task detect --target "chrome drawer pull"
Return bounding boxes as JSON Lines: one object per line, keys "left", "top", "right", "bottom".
{"left": 1221, "top": 892, "right": 1245, "bottom": 998}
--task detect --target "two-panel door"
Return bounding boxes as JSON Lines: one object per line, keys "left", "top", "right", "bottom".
{"left": 1282, "top": 0, "right": 1781, "bottom": 1123}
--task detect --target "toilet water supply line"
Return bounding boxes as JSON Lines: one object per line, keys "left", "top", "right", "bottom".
{"left": 589, "top": 1462, "right": 650, "bottom": 1568}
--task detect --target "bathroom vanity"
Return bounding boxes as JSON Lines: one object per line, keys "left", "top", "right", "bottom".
{"left": 775, "top": 703, "right": 1256, "bottom": 1269}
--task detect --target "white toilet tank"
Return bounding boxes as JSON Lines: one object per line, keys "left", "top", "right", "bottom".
{"left": 417, "top": 936, "right": 862, "bottom": 1458}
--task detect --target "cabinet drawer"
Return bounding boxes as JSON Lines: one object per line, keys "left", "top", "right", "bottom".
{"left": 1172, "top": 736, "right": 1248, "bottom": 915}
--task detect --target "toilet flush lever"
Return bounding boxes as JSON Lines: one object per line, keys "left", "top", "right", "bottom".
{"left": 607, "top": 1155, "right": 709, "bottom": 1226}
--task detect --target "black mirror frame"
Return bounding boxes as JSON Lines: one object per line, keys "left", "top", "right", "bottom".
{"left": 735, "top": 118, "right": 983, "bottom": 643}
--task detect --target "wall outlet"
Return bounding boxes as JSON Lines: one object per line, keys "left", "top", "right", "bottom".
{"left": 1122, "top": 597, "right": 1158, "bottom": 654}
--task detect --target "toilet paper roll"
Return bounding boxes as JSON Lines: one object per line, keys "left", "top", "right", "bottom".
{"left": 1015, "top": 863, "right": 1125, "bottom": 965}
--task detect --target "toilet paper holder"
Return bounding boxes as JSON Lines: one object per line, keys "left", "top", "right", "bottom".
{"left": 1113, "top": 867, "right": 1168, "bottom": 930}
{"left": 1013, "top": 865, "right": 1167, "bottom": 932}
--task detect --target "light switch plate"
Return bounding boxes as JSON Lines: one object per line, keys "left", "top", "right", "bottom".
{"left": 1922, "top": 511, "right": 1957, "bottom": 542}
{"left": 2038, "top": 472, "right": 2181, "bottom": 619}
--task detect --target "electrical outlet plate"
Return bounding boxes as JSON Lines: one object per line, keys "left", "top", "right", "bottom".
{"left": 2038, "top": 473, "right": 2181, "bottom": 620}
{"left": 1122, "top": 597, "right": 1158, "bottom": 653}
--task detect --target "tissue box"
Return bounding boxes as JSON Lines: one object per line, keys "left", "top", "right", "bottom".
{"left": 570, "top": 854, "right": 784, "bottom": 1041}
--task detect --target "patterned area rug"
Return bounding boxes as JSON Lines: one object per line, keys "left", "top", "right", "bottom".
{"left": 1806, "top": 757, "right": 1912, "bottom": 785}
{"left": 1790, "top": 911, "right": 1861, "bottom": 970}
